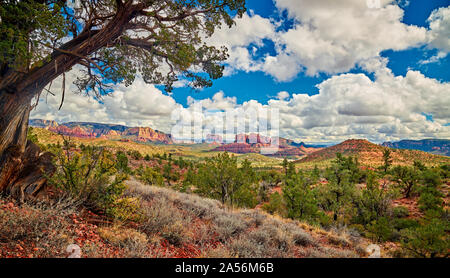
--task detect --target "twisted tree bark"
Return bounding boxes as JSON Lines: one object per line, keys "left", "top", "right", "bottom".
{"left": 0, "top": 89, "right": 56, "bottom": 201}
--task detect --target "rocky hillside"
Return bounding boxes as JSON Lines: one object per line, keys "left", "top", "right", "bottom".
{"left": 211, "top": 133, "right": 322, "bottom": 157}
{"left": 297, "top": 139, "right": 450, "bottom": 166}
{"left": 29, "top": 119, "right": 173, "bottom": 144}
{"left": 382, "top": 139, "right": 450, "bottom": 156}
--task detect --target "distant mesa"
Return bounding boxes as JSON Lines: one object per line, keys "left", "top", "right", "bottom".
{"left": 210, "top": 133, "right": 323, "bottom": 157}
{"left": 28, "top": 119, "right": 59, "bottom": 129}
{"left": 205, "top": 134, "right": 223, "bottom": 144}
{"left": 382, "top": 139, "right": 450, "bottom": 157}
{"left": 29, "top": 119, "right": 173, "bottom": 144}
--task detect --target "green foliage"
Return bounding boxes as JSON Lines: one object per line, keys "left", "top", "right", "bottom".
{"left": 136, "top": 166, "right": 164, "bottom": 187}
{"left": 392, "top": 218, "right": 419, "bottom": 231}
{"left": 282, "top": 158, "right": 288, "bottom": 176}
{"left": 438, "top": 164, "right": 450, "bottom": 179}
{"left": 392, "top": 206, "right": 410, "bottom": 218}
{"left": 311, "top": 165, "right": 321, "bottom": 182}
{"left": 418, "top": 169, "right": 444, "bottom": 214}
{"left": 48, "top": 138, "right": 137, "bottom": 221}
{"left": 27, "top": 127, "right": 39, "bottom": 144}
{"left": 283, "top": 172, "right": 320, "bottom": 223}
{"left": 48, "top": 141, "right": 115, "bottom": 198}
{"left": 115, "top": 151, "right": 130, "bottom": 173}
{"left": 129, "top": 150, "right": 143, "bottom": 160}
{"left": 320, "top": 156, "right": 360, "bottom": 223}
{"left": 173, "top": 156, "right": 188, "bottom": 169}
{"left": 0, "top": 1, "right": 67, "bottom": 70}
{"left": 163, "top": 161, "right": 180, "bottom": 182}
{"left": 400, "top": 218, "right": 449, "bottom": 258}
{"left": 327, "top": 153, "right": 362, "bottom": 185}
{"left": 262, "top": 192, "right": 285, "bottom": 216}
{"left": 366, "top": 217, "right": 396, "bottom": 242}
{"left": 391, "top": 165, "right": 419, "bottom": 198}
{"left": 2, "top": 1, "right": 247, "bottom": 96}
{"left": 193, "top": 152, "right": 257, "bottom": 208}
{"left": 382, "top": 148, "right": 393, "bottom": 173}
{"left": 351, "top": 171, "right": 394, "bottom": 226}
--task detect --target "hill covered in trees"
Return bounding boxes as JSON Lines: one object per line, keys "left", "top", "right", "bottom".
{"left": 297, "top": 139, "right": 450, "bottom": 167}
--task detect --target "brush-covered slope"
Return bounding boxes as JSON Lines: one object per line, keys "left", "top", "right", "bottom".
{"left": 0, "top": 177, "right": 375, "bottom": 258}
{"left": 297, "top": 139, "right": 450, "bottom": 167}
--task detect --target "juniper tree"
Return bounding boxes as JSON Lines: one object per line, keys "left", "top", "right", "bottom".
{"left": 0, "top": 0, "right": 246, "bottom": 198}
{"left": 382, "top": 148, "right": 392, "bottom": 173}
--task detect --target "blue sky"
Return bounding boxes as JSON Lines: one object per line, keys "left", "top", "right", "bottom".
{"left": 32, "top": 0, "right": 450, "bottom": 143}
{"left": 165, "top": 0, "right": 450, "bottom": 106}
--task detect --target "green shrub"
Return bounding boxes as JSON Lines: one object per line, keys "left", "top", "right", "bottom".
{"left": 393, "top": 218, "right": 419, "bottom": 231}
{"left": 392, "top": 206, "right": 410, "bottom": 218}
{"left": 48, "top": 139, "right": 138, "bottom": 220}
{"left": 129, "top": 150, "right": 143, "bottom": 160}
{"left": 137, "top": 166, "right": 164, "bottom": 186}
{"left": 400, "top": 218, "right": 449, "bottom": 258}
{"left": 262, "top": 192, "right": 285, "bottom": 216}
{"left": 366, "top": 217, "right": 396, "bottom": 242}
{"left": 116, "top": 151, "right": 130, "bottom": 173}
{"left": 194, "top": 152, "right": 258, "bottom": 208}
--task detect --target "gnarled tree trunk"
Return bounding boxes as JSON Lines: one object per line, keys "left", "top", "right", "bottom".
{"left": 0, "top": 89, "right": 55, "bottom": 201}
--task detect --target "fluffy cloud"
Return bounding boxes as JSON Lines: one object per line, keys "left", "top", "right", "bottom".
{"left": 31, "top": 63, "right": 450, "bottom": 143}
{"left": 206, "top": 1, "right": 450, "bottom": 81}
{"left": 178, "top": 60, "right": 449, "bottom": 143}
{"left": 266, "top": 0, "right": 428, "bottom": 79}
{"left": 420, "top": 6, "right": 450, "bottom": 64}
{"left": 427, "top": 6, "right": 450, "bottom": 53}
{"left": 206, "top": 13, "right": 275, "bottom": 75}
{"left": 31, "top": 69, "right": 181, "bottom": 133}
{"left": 267, "top": 61, "right": 450, "bottom": 142}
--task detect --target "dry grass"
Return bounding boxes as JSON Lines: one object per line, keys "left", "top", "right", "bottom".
{"left": 125, "top": 178, "right": 366, "bottom": 258}
{"left": 0, "top": 199, "right": 75, "bottom": 258}
{"left": 0, "top": 177, "right": 369, "bottom": 258}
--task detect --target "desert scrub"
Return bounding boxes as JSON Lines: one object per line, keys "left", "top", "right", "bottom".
{"left": 226, "top": 220, "right": 302, "bottom": 258}
{"left": 140, "top": 197, "right": 191, "bottom": 246}
{"left": 0, "top": 200, "right": 75, "bottom": 258}
{"left": 307, "top": 246, "right": 359, "bottom": 258}
{"left": 213, "top": 212, "right": 249, "bottom": 242}
{"left": 290, "top": 228, "right": 318, "bottom": 247}
{"left": 239, "top": 209, "right": 267, "bottom": 227}
{"left": 98, "top": 225, "right": 149, "bottom": 257}
{"left": 202, "top": 245, "right": 232, "bottom": 258}
{"left": 136, "top": 166, "right": 164, "bottom": 187}
{"left": 160, "top": 221, "right": 190, "bottom": 246}
{"left": 48, "top": 138, "right": 138, "bottom": 221}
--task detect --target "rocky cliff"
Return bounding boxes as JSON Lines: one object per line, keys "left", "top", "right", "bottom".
{"left": 29, "top": 119, "right": 173, "bottom": 144}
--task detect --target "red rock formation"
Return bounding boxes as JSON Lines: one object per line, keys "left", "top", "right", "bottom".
{"left": 49, "top": 125, "right": 97, "bottom": 138}
{"left": 31, "top": 120, "right": 173, "bottom": 144}
{"left": 124, "top": 127, "right": 172, "bottom": 144}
